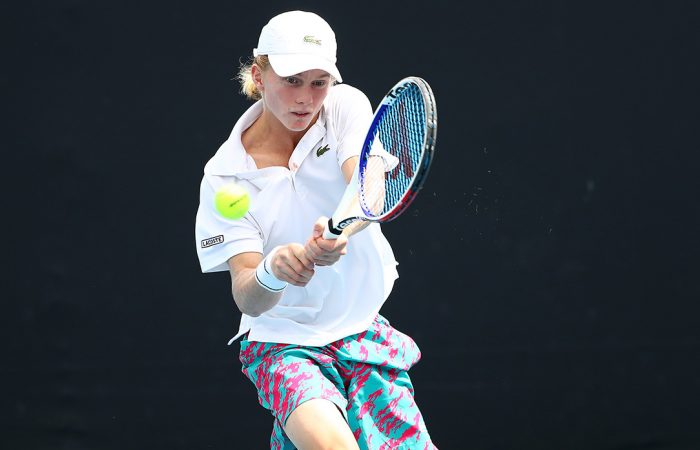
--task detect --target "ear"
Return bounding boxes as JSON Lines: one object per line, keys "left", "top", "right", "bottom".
{"left": 251, "top": 64, "right": 264, "bottom": 91}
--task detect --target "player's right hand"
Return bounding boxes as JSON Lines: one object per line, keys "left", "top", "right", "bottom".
{"left": 270, "top": 243, "right": 316, "bottom": 287}
{"left": 305, "top": 216, "right": 348, "bottom": 266}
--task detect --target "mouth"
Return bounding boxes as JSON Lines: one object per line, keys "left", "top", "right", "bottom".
{"left": 292, "top": 111, "right": 312, "bottom": 118}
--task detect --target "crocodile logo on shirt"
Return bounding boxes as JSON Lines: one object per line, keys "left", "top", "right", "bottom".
{"left": 316, "top": 144, "right": 331, "bottom": 157}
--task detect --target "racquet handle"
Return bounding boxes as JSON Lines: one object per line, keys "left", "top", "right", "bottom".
{"left": 322, "top": 218, "right": 342, "bottom": 240}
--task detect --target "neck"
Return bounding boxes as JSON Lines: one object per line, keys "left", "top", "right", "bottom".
{"left": 254, "top": 108, "right": 314, "bottom": 151}
{"left": 241, "top": 107, "right": 320, "bottom": 169}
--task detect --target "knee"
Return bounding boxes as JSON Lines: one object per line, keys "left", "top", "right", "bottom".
{"left": 284, "top": 399, "right": 360, "bottom": 450}
{"left": 287, "top": 427, "right": 360, "bottom": 450}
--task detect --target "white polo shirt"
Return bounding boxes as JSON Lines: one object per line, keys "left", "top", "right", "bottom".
{"left": 195, "top": 84, "right": 399, "bottom": 347}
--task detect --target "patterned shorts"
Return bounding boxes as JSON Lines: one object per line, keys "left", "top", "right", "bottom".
{"left": 239, "top": 315, "right": 436, "bottom": 449}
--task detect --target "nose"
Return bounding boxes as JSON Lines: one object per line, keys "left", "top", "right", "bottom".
{"left": 295, "top": 87, "right": 313, "bottom": 105}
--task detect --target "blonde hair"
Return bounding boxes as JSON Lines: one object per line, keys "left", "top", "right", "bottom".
{"left": 237, "top": 55, "right": 270, "bottom": 101}
{"left": 236, "top": 54, "right": 338, "bottom": 101}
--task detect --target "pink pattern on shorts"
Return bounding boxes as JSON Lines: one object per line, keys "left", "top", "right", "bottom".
{"left": 239, "top": 315, "right": 437, "bottom": 449}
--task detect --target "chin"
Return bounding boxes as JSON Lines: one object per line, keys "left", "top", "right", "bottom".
{"left": 287, "top": 121, "right": 311, "bottom": 131}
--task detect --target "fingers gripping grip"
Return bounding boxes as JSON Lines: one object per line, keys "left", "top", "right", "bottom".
{"left": 323, "top": 218, "right": 343, "bottom": 240}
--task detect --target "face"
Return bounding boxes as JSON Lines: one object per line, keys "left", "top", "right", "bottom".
{"left": 254, "top": 66, "right": 331, "bottom": 132}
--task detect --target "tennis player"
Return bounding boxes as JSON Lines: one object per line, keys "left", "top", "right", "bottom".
{"left": 195, "top": 10, "right": 436, "bottom": 449}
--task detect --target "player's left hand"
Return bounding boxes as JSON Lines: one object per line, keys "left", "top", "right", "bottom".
{"left": 304, "top": 216, "right": 348, "bottom": 266}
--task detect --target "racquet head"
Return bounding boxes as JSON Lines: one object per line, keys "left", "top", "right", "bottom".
{"left": 358, "top": 77, "right": 437, "bottom": 222}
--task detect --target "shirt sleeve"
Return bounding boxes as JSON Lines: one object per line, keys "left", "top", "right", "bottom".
{"left": 195, "top": 175, "right": 263, "bottom": 273}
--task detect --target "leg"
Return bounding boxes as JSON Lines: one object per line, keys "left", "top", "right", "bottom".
{"left": 239, "top": 340, "right": 358, "bottom": 449}
{"left": 333, "top": 315, "right": 437, "bottom": 449}
{"left": 284, "top": 398, "right": 360, "bottom": 450}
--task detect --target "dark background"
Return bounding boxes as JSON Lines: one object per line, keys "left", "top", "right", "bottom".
{"left": 5, "top": 1, "right": 700, "bottom": 449}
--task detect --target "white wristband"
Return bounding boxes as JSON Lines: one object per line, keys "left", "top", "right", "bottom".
{"left": 255, "top": 247, "right": 288, "bottom": 292}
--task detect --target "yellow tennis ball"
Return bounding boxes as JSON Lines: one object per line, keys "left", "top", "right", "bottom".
{"left": 214, "top": 183, "right": 250, "bottom": 220}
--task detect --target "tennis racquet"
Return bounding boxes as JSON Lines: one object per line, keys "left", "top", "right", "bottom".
{"left": 323, "top": 76, "right": 438, "bottom": 239}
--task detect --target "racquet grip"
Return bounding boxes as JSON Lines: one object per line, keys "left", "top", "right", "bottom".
{"left": 323, "top": 218, "right": 342, "bottom": 240}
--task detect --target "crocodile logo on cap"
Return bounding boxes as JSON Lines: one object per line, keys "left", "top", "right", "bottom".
{"left": 303, "top": 35, "right": 322, "bottom": 46}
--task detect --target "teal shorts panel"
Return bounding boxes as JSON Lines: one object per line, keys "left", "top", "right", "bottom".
{"left": 239, "top": 315, "right": 437, "bottom": 449}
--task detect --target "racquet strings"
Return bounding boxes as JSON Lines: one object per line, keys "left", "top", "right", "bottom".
{"left": 360, "top": 83, "right": 427, "bottom": 218}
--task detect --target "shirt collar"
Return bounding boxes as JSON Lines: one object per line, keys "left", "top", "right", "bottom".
{"left": 205, "top": 100, "right": 328, "bottom": 178}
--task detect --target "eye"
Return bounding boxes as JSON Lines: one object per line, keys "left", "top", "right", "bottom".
{"left": 312, "top": 80, "right": 328, "bottom": 88}
{"left": 285, "top": 76, "right": 300, "bottom": 85}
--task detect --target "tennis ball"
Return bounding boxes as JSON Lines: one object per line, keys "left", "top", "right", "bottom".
{"left": 214, "top": 183, "right": 250, "bottom": 220}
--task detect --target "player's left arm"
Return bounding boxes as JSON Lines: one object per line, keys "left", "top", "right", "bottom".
{"left": 304, "top": 156, "right": 373, "bottom": 266}
{"left": 336, "top": 156, "right": 376, "bottom": 236}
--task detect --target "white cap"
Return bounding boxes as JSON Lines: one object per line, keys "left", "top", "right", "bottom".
{"left": 253, "top": 11, "right": 342, "bottom": 82}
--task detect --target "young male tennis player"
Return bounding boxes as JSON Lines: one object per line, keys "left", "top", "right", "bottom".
{"left": 195, "top": 10, "right": 436, "bottom": 449}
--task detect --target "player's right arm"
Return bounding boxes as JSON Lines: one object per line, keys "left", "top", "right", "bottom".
{"left": 227, "top": 244, "right": 315, "bottom": 317}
